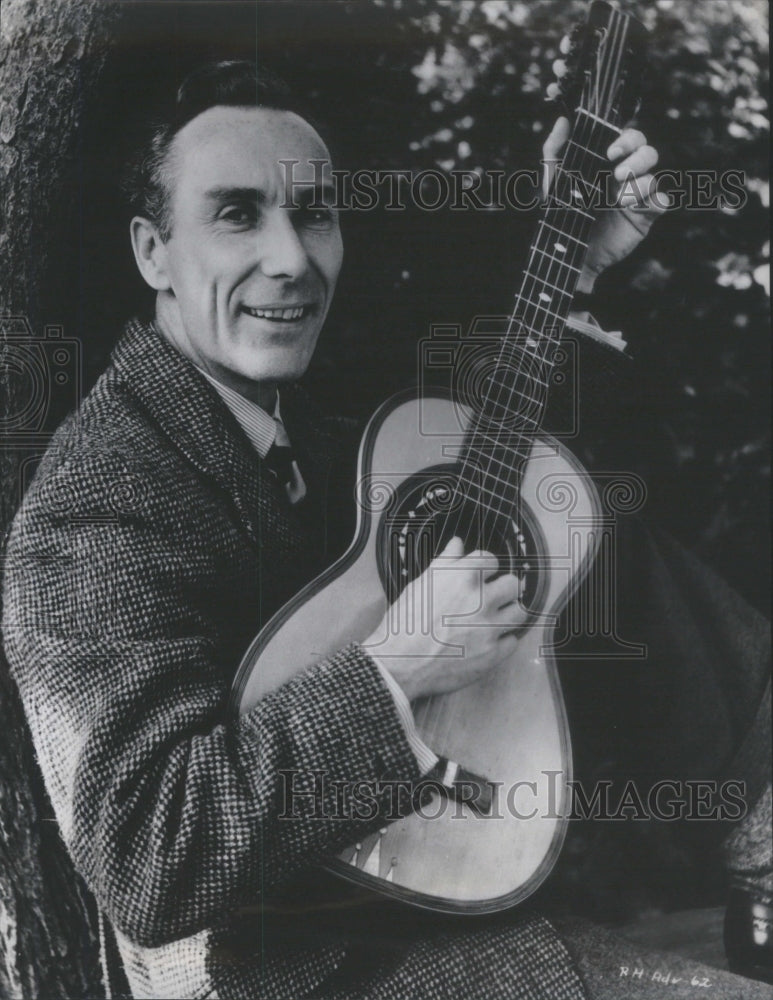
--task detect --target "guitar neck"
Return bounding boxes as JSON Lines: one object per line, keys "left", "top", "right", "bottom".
{"left": 514, "top": 109, "right": 622, "bottom": 358}
{"left": 457, "top": 112, "right": 623, "bottom": 536}
{"left": 453, "top": 0, "right": 646, "bottom": 545}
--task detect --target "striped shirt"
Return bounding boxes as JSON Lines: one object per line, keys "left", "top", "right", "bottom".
{"left": 197, "top": 369, "right": 307, "bottom": 504}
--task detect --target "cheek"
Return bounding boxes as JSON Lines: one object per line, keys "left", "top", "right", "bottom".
{"left": 328, "top": 233, "right": 344, "bottom": 282}
{"left": 310, "top": 231, "right": 344, "bottom": 286}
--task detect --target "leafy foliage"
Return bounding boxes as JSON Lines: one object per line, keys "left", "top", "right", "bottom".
{"left": 71, "top": 0, "right": 768, "bottom": 607}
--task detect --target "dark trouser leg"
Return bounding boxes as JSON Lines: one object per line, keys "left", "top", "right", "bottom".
{"left": 556, "top": 516, "right": 769, "bottom": 863}
{"left": 560, "top": 516, "right": 770, "bottom": 803}
{"left": 548, "top": 516, "right": 771, "bottom": 989}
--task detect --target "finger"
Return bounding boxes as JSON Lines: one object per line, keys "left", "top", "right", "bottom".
{"left": 464, "top": 549, "right": 501, "bottom": 580}
{"left": 559, "top": 34, "right": 571, "bottom": 55}
{"left": 615, "top": 173, "right": 664, "bottom": 210}
{"left": 543, "top": 116, "right": 571, "bottom": 197}
{"left": 607, "top": 128, "right": 647, "bottom": 161}
{"left": 552, "top": 58, "right": 567, "bottom": 78}
{"left": 613, "top": 144, "right": 659, "bottom": 182}
{"left": 486, "top": 573, "right": 522, "bottom": 607}
{"left": 542, "top": 116, "right": 570, "bottom": 161}
{"left": 437, "top": 536, "right": 464, "bottom": 561}
{"left": 546, "top": 82, "right": 560, "bottom": 100}
{"left": 495, "top": 600, "right": 529, "bottom": 629}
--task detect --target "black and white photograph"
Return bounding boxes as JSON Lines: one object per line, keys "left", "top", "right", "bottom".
{"left": 0, "top": 2, "right": 770, "bottom": 998}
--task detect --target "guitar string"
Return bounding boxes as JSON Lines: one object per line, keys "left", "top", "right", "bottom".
{"left": 426, "top": 31, "right": 632, "bottom": 752}
{"left": 471, "top": 6, "right": 628, "bottom": 542}
{"left": 473, "top": 6, "right": 630, "bottom": 547}
{"left": 470, "top": 126, "right": 608, "bottom": 573}
{"left": 430, "top": 10, "right": 630, "bottom": 749}
{"left": 418, "top": 112, "right": 617, "bottom": 748}
{"left": 418, "top": 9, "right": 631, "bottom": 747}
{"left": 415, "top": 107, "right": 613, "bottom": 742}
{"left": 467, "top": 111, "right": 610, "bottom": 542}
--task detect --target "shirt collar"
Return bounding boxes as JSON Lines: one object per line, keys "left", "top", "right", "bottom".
{"left": 195, "top": 368, "right": 281, "bottom": 459}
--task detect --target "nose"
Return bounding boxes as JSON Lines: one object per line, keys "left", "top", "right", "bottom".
{"left": 259, "top": 209, "right": 308, "bottom": 280}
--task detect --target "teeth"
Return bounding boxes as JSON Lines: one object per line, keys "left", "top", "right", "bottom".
{"left": 244, "top": 306, "right": 306, "bottom": 320}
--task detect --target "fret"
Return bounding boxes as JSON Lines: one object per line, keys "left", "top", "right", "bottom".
{"left": 479, "top": 385, "right": 547, "bottom": 419}
{"left": 512, "top": 320, "right": 561, "bottom": 348}
{"left": 459, "top": 458, "right": 525, "bottom": 494}
{"left": 502, "top": 318, "right": 561, "bottom": 351}
{"left": 459, "top": 454, "right": 522, "bottom": 487}
{"left": 466, "top": 418, "right": 539, "bottom": 457}
{"left": 518, "top": 301, "right": 569, "bottom": 325}
{"left": 575, "top": 107, "right": 622, "bottom": 134}
{"left": 537, "top": 220, "right": 589, "bottom": 249}
{"left": 456, "top": 470, "right": 532, "bottom": 517}
{"left": 566, "top": 138, "right": 609, "bottom": 163}
{"left": 482, "top": 338, "right": 549, "bottom": 377}
{"left": 527, "top": 245, "right": 581, "bottom": 273}
{"left": 518, "top": 342, "right": 556, "bottom": 366}
{"left": 463, "top": 428, "right": 535, "bottom": 462}
{"left": 521, "top": 271, "right": 575, "bottom": 299}
{"left": 445, "top": 491, "right": 520, "bottom": 523}
{"left": 548, "top": 196, "right": 594, "bottom": 220}
{"left": 483, "top": 366, "right": 550, "bottom": 391}
{"left": 457, "top": 471, "right": 518, "bottom": 507}
{"left": 554, "top": 166, "right": 603, "bottom": 201}
{"left": 475, "top": 402, "right": 542, "bottom": 436}
{"left": 469, "top": 429, "right": 536, "bottom": 460}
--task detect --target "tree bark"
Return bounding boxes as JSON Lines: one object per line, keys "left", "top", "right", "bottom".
{"left": 1, "top": 2, "right": 123, "bottom": 996}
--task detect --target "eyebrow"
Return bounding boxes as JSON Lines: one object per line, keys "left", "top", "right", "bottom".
{"left": 203, "top": 183, "right": 337, "bottom": 206}
{"left": 204, "top": 187, "right": 265, "bottom": 205}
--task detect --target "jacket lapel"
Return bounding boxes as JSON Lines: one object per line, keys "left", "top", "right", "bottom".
{"left": 111, "top": 318, "right": 279, "bottom": 547}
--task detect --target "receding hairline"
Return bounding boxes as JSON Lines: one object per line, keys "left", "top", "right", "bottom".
{"left": 153, "top": 103, "right": 333, "bottom": 227}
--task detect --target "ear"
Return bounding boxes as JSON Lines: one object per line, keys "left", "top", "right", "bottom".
{"left": 130, "top": 216, "right": 172, "bottom": 291}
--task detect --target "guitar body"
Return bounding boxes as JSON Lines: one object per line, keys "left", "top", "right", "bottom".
{"left": 233, "top": 388, "right": 602, "bottom": 912}
{"left": 233, "top": 0, "right": 647, "bottom": 913}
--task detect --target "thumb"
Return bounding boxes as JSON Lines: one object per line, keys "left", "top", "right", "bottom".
{"left": 438, "top": 535, "right": 465, "bottom": 561}
{"left": 542, "top": 116, "right": 570, "bottom": 198}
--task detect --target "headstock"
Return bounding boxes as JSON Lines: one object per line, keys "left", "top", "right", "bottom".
{"left": 553, "top": 1, "right": 647, "bottom": 130}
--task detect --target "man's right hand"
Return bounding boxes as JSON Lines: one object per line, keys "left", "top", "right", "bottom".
{"left": 363, "top": 536, "right": 527, "bottom": 701}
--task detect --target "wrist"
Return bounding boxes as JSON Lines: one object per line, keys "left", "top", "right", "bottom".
{"left": 361, "top": 633, "right": 421, "bottom": 701}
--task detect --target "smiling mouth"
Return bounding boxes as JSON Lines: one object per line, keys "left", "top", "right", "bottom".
{"left": 242, "top": 305, "right": 312, "bottom": 322}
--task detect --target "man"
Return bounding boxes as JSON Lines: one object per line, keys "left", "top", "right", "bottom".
{"left": 3, "top": 61, "right": 770, "bottom": 1000}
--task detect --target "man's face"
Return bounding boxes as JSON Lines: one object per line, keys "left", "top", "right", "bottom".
{"left": 155, "top": 105, "right": 342, "bottom": 397}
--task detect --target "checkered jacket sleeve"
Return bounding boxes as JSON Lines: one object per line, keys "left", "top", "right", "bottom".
{"left": 2, "top": 413, "right": 420, "bottom": 949}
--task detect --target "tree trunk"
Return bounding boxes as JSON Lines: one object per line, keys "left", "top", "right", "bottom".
{"left": 1, "top": 2, "right": 123, "bottom": 996}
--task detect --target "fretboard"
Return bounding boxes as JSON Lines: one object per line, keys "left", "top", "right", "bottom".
{"left": 457, "top": 110, "right": 622, "bottom": 545}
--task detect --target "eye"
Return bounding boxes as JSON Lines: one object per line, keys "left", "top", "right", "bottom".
{"left": 219, "top": 204, "right": 256, "bottom": 226}
{"left": 295, "top": 204, "right": 336, "bottom": 229}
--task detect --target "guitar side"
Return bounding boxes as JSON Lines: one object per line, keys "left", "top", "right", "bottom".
{"left": 231, "top": 388, "right": 601, "bottom": 912}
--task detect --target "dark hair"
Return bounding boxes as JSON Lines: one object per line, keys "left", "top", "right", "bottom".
{"left": 122, "top": 61, "right": 300, "bottom": 241}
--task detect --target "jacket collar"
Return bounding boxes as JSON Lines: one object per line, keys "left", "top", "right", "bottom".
{"left": 110, "top": 318, "right": 339, "bottom": 546}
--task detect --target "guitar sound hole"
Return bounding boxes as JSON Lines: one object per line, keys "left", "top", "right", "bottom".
{"left": 376, "top": 464, "right": 545, "bottom": 618}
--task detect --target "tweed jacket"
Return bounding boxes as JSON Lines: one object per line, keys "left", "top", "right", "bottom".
{"left": 2, "top": 319, "right": 586, "bottom": 1000}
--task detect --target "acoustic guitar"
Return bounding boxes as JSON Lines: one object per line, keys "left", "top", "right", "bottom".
{"left": 232, "top": 0, "right": 647, "bottom": 913}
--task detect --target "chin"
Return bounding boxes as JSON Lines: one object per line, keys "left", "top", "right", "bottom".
{"left": 245, "top": 347, "right": 314, "bottom": 381}
{"left": 237, "top": 360, "right": 310, "bottom": 385}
